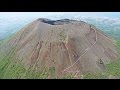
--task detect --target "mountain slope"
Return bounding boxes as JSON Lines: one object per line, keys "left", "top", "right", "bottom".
{"left": 0, "top": 18, "right": 119, "bottom": 78}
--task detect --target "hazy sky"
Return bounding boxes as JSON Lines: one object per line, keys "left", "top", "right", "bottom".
{"left": 0, "top": 12, "right": 120, "bottom": 18}
{"left": 0, "top": 12, "right": 120, "bottom": 40}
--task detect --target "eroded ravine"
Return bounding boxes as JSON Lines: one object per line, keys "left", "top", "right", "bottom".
{"left": 63, "top": 25, "right": 98, "bottom": 77}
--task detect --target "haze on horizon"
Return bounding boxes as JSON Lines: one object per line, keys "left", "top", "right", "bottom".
{"left": 0, "top": 12, "right": 120, "bottom": 40}
{"left": 0, "top": 12, "right": 120, "bottom": 18}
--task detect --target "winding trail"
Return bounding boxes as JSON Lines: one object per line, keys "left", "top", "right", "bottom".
{"left": 62, "top": 25, "right": 98, "bottom": 78}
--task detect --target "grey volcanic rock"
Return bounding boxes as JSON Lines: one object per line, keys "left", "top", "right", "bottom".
{"left": 37, "top": 18, "right": 81, "bottom": 25}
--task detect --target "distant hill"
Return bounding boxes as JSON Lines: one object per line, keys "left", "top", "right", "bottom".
{"left": 78, "top": 17, "right": 120, "bottom": 40}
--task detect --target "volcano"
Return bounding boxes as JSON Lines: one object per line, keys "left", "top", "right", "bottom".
{"left": 0, "top": 18, "right": 119, "bottom": 78}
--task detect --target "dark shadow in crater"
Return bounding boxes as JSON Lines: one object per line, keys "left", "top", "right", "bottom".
{"left": 38, "top": 18, "right": 74, "bottom": 25}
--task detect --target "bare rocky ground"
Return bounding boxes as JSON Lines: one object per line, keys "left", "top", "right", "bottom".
{"left": 0, "top": 18, "right": 120, "bottom": 78}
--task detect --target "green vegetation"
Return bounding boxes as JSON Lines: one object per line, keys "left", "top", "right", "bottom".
{"left": 0, "top": 33, "right": 15, "bottom": 47}
{"left": 0, "top": 51, "right": 75, "bottom": 79}
{"left": 117, "top": 40, "right": 120, "bottom": 49}
{"left": 0, "top": 33, "right": 120, "bottom": 79}
{"left": 0, "top": 41, "right": 120, "bottom": 79}
{"left": 58, "top": 31, "right": 67, "bottom": 41}
{"left": 106, "top": 59, "right": 120, "bottom": 77}
{"left": 84, "top": 40, "right": 120, "bottom": 79}
{"left": 83, "top": 73, "right": 108, "bottom": 79}
{"left": 0, "top": 35, "right": 74, "bottom": 79}
{"left": 61, "top": 74, "right": 75, "bottom": 79}
{"left": 85, "top": 18, "right": 120, "bottom": 40}
{"left": 83, "top": 59, "right": 120, "bottom": 79}
{"left": 105, "top": 38, "right": 120, "bottom": 77}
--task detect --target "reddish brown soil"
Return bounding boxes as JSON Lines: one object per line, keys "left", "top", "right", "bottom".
{"left": 1, "top": 18, "right": 120, "bottom": 77}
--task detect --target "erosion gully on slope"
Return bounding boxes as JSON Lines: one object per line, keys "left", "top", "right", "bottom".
{"left": 62, "top": 25, "right": 98, "bottom": 78}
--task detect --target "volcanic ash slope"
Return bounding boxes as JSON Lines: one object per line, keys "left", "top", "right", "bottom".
{"left": 1, "top": 18, "right": 120, "bottom": 77}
